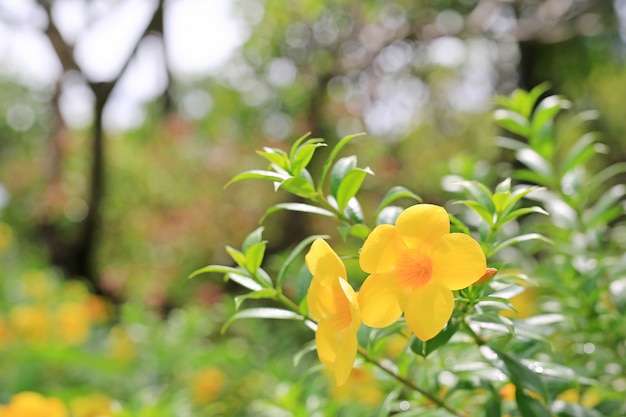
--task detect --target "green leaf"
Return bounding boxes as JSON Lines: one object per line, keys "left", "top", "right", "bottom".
{"left": 587, "top": 162, "right": 626, "bottom": 197}
{"left": 516, "top": 148, "right": 553, "bottom": 180}
{"left": 410, "top": 321, "right": 459, "bottom": 357}
{"left": 245, "top": 241, "right": 267, "bottom": 273}
{"left": 225, "top": 170, "right": 287, "bottom": 188}
{"left": 330, "top": 156, "right": 357, "bottom": 197}
{"left": 291, "top": 139, "right": 326, "bottom": 176}
{"left": 491, "top": 233, "right": 552, "bottom": 255}
{"left": 344, "top": 197, "right": 365, "bottom": 223}
{"left": 317, "top": 132, "right": 366, "bottom": 192}
{"left": 494, "top": 109, "right": 530, "bottom": 137}
{"left": 531, "top": 95, "right": 567, "bottom": 140}
{"left": 288, "top": 132, "right": 313, "bottom": 160}
{"left": 234, "top": 288, "right": 278, "bottom": 310}
{"left": 221, "top": 308, "right": 304, "bottom": 333}
{"left": 242, "top": 226, "right": 265, "bottom": 253}
{"left": 336, "top": 167, "right": 373, "bottom": 211}
{"left": 459, "top": 181, "right": 495, "bottom": 212}
{"left": 500, "top": 206, "right": 549, "bottom": 225}
{"left": 456, "top": 200, "right": 494, "bottom": 226}
{"left": 490, "top": 347, "right": 548, "bottom": 402}
{"left": 295, "top": 263, "right": 313, "bottom": 304}
{"left": 261, "top": 203, "right": 335, "bottom": 223}
{"left": 495, "top": 178, "right": 511, "bottom": 194}
{"left": 277, "top": 235, "right": 330, "bottom": 287}
{"left": 227, "top": 273, "right": 264, "bottom": 291}
{"left": 373, "top": 186, "right": 421, "bottom": 221}
{"left": 278, "top": 176, "right": 318, "bottom": 199}
{"left": 338, "top": 224, "right": 370, "bottom": 241}
{"left": 257, "top": 147, "right": 288, "bottom": 170}
{"left": 225, "top": 246, "right": 247, "bottom": 268}
{"left": 583, "top": 184, "right": 626, "bottom": 228}
{"left": 188, "top": 265, "right": 243, "bottom": 279}
{"left": 484, "top": 390, "right": 502, "bottom": 417}
{"left": 293, "top": 341, "right": 317, "bottom": 367}
{"left": 516, "top": 388, "right": 551, "bottom": 417}
{"left": 559, "top": 133, "right": 597, "bottom": 176}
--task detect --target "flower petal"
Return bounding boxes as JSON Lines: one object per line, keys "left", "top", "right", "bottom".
{"left": 396, "top": 204, "right": 449, "bottom": 248}
{"left": 359, "top": 224, "right": 404, "bottom": 274}
{"left": 404, "top": 282, "right": 454, "bottom": 341}
{"left": 432, "top": 233, "right": 486, "bottom": 290}
{"left": 338, "top": 277, "right": 361, "bottom": 331}
{"left": 306, "top": 238, "right": 347, "bottom": 281}
{"left": 358, "top": 272, "right": 405, "bottom": 328}
{"left": 315, "top": 320, "right": 339, "bottom": 369}
{"left": 333, "top": 327, "right": 358, "bottom": 386}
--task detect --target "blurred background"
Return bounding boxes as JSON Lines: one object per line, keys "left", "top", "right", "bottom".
{"left": 1, "top": 0, "right": 626, "bottom": 415}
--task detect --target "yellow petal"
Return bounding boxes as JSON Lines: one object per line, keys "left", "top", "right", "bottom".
{"left": 316, "top": 319, "right": 339, "bottom": 369}
{"left": 358, "top": 272, "right": 405, "bottom": 328}
{"left": 338, "top": 277, "right": 361, "bottom": 331}
{"left": 306, "top": 238, "right": 347, "bottom": 281}
{"left": 404, "top": 282, "right": 454, "bottom": 341}
{"left": 333, "top": 327, "right": 358, "bottom": 386}
{"left": 359, "top": 224, "right": 404, "bottom": 273}
{"left": 432, "top": 233, "right": 486, "bottom": 290}
{"left": 396, "top": 204, "right": 449, "bottom": 248}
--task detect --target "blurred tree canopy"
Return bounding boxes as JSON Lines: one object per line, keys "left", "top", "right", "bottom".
{"left": 1, "top": 0, "right": 625, "bottom": 308}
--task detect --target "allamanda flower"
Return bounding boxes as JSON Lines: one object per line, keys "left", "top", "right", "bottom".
{"left": 358, "top": 204, "right": 486, "bottom": 341}
{"left": 306, "top": 238, "right": 361, "bottom": 386}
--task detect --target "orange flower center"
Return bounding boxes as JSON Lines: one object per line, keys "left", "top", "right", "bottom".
{"left": 397, "top": 249, "right": 433, "bottom": 289}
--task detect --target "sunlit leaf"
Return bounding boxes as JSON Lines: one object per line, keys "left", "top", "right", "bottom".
{"left": 242, "top": 226, "right": 265, "bottom": 253}
{"left": 291, "top": 139, "right": 326, "bottom": 176}
{"left": 221, "top": 308, "right": 304, "bottom": 333}
{"left": 234, "top": 288, "right": 278, "bottom": 310}
{"left": 257, "top": 148, "right": 288, "bottom": 170}
{"left": 225, "top": 246, "right": 247, "bottom": 268}
{"left": 376, "top": 205, "right": 403, "bottom": 225}
{"left": 516, "top": 388, "right": 551, "bottom": 417}
{"left": 373, "top": 186, "right": 422, "bottom": 221}
{"left": 317, "top": 132, "right": 366, "bottom": 192}
{"left": 245, "top": 241, "right": 267, "bottom": 274}
{"left": 491, "top": 233, "right": 552, "bottom": 255}
{"left": 330, "top": 155, "right": 357, "bottom": 197}
{"left": 489, "top": 347, "right": 548, "bottom": 402}
{"left": 338, "top": 223, "right": 370, "bottom": 241}
{"left": 227, "top": 273, "right": 264, "bottom": 292}
{"left": 344, "top": 196, "right": 365, "bottom": 224}
{"left": 500, "top": 206, "right": 549, "bottom": 225}
{"left": 559, "top": 133, "right": 598, "bottom": 176}
{"left": 494, "top": 109, "right": 530, "bottom": 137}
{"left": 188, "top": 265, "right": 243, "bottom": 280}
{"left": 278, "top": 176, "right": 318, "bottom": 199}
{"left": 261, "top": 203, "right": 335, "bottom": 223}
{"left": 336, "top": 167, "right": 373, "bottom": 211}
{"left": 224, "top": 170, "right": 287, "bottom": 188}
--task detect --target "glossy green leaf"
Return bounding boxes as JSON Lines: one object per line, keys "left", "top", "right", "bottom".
{"left": 188, "top": 265, "right": 243, "bottom": 280}
{"left": 559, "top": 133, "right": 597, "bottom": 176}
{"left": 344, "top": 196, "right": 364, "bottom": 223}
{"left": 234, "top": 288, "right": 278, "bottom": 310}
{"left": 221, "top": 308, "right": 304, "bottom": 334}
{"left": 261, "top": 203, "right": 335, "bottom": 223}
{"left": 459, "top": 181, "right": 495, "bottom": 212}
{"left": 317, "top": 132, "right": 366, "bottom": 192}
{"left": 491, "top": 233, "right": 552, "bottom": 255}
{"left": 516, "top": 388, "right": 551, "bottom": 417}
{"left": 531, "top": 95, "right": 567, "bottom": 140}
{"left": 278, "top": 176, "right": 318, "bottom": 199}
{"left": 494, "top": 109, "right": 530, "bottom": 137}
{"left": 491, "top": 347, "right": 548, "bottom": 402}
{"left": 227, "top": 273, "right": 264, "bottom": 292}
{"left": 257, "top": 148, "right": 288, "bottom": 170}
{"left": 224, "top": 170, "right": 287, "bottom": 188}
{"left": 495, "top": 178, "right": 512, "bottom": 194}
{"left": 456, "top": 200, "right": 494, "bottom": 226}
{"left": 245, "top": 241, "right": 267, "bottom": 273}
{"left": 583, "top": 184, "right": 626, "bottom": 228}
{"left": 291, "top": 139, "right": 326, "bottom": 176}
{"left": 500, "top": 206, "right": 549, "bottom": 225}
{"left": 225, "top": 246, "right": 247, "bottom": 268}
{"left": 373, "top": 186, "right": 421, "bottom": 220}
{"left": 516, "top": 148, "right": 553, "bottom": 179}
{"left": 338, "top": 223, "right": 370, "bottom": 241}
{"left": 277, "top": 234, "right": 329, "bottom": 287}
{"left": 330, "top": 155, "right": 357, "bottom": 197}
{"left": 242, "top": 226, "right": 265, "bottom": 253}
{"left": 336, "top": 167, "right": 372, "bottom": 211}
{"left": 288, "top": 132, "right": 313, "bottom": 160}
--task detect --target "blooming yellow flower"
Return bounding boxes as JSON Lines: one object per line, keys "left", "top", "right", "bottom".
{"left": 0, "top": 392, "right": 67, "bottom": 417}
{"left": 358, "top": 204, "right": 486, "bottom": 341}
{"left": 190, "top": 367, "right": 226, "bottom": 406}
{"left": 306, "top": 238, "right": 361, "bottom": 386}
{"left": 70, "top": 393, "right": 116, "bottom": 417}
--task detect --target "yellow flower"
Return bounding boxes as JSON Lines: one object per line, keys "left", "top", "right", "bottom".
{"left": 0, "top": 392, "right": 67, "bottom": 417}
{"left": 190, "top": 367, "right": 226, "bottom": 406}
{"left": 358, "top": 204, "right": 486, "bottom": 341}
{"left": 331, "top": 367, "right": 383, "bottom": 406}
{"left": 56, "top": 302, "right": 91, "bottom": 345}
{"left": 305, "top": 238, "right": 361, "bottom": 386}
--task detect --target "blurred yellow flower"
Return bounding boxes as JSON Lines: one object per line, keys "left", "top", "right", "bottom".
{"left": 358, "top": 204, "right": 486, "bottom": 341}
{"left": 9, "top": 305, "right": 51, "bottom": 344}
{"left": 331, "top": 367, "right": 383, "bottom": 406}
{"left": 0, "top": 317, "right": 13, "bottom": 347}
{"left": 56, "top": 302, "right": 91, "bottom": 345}
{"left": 190, "top": 367, "right": 226, "bottom": 406}
{"left": 70, "top": 393, "right": 116, "bottom": 417}
{"left": 305, "top": 238, "right": 361, "bottom": 386}
{"left": 85, "top": 295, "right": 111, "bottom": 324}
{"left": 0, "top": 392, "right": 67, "bottom": 417}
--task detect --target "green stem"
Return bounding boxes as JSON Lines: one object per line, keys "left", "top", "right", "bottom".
{"left": 358, "top": 347, "right": 468, "bottom": 417}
